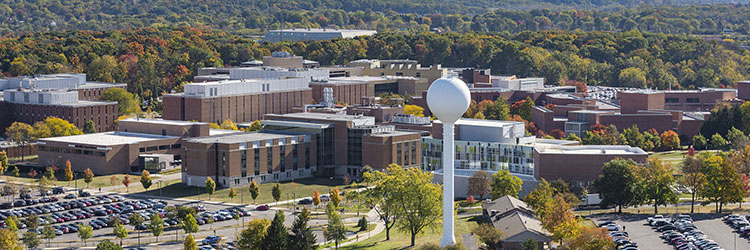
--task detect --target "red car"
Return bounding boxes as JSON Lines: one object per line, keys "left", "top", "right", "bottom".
{"left": 256, "top": 205, "right": 270, "bottom": 211}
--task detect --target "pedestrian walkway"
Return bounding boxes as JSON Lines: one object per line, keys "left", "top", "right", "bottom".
{"left": 322, "top": 208, "right": 384, "bottom": 249}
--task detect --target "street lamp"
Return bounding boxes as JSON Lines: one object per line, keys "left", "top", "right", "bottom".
{"left": 426, "top": 77, "right": 471, "bottom": 247}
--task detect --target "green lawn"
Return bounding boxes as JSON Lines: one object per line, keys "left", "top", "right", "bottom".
{"left": 330, "top": 216, "right": 480, "bottom": 250}
{"left": 122, "top": 177, "right": 350, "bottom": 205}
{"left": 2, "top": 164, "right": 146, "bottom": 189}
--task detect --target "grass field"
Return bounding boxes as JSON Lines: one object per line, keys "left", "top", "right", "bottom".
{"left": 2, "top": 165, "right": 147, "bottom": 189}
{"left": 329, "top": 216, "right": 480, "bottom": 250}
{"left": 122, "top": 177, "right": 350, "bottom": 205}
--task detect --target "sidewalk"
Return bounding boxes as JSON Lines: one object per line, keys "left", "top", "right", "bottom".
{"left": 322, "top": 208, "right": 385, "bottom": 249}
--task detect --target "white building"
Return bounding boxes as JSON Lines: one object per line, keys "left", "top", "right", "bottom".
{"left": 264, "top": 28, "right": 377, "bottom": 42}
{"left": 183, "top": 78, "right": 310, "bottom": 98}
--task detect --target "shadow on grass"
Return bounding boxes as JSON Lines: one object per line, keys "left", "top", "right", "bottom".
{"left": 125, "top": 183, "right": 204, "bottom": 199}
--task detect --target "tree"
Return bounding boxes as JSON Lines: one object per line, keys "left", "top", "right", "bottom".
{"left": 522, "top": 238, "right": 538, "bottom": 250}
{"left": 41, "top": 224, "right": 56, "bottom": 247}
{"left": 149, "top": 212, "right": 164, "bottom": 243}
{"left": 325, "top": 210, "right": 347, "bottom": 249}
{"left": 391, "top": 165, "right": 443, "bottom": 247}
{"left": 129, "top": 212, "right": 145, "bottom": 245}
{"left": 272, "top": 183, "right": 281, "bottom": 204}
{"left": 360, "top": 164, "right": 403, "bottom": 240}
{"left": 711, "top": 133, "right": 727, "bottom": 150}
{"left": 357, "top": 216, "right": 369, "bottom": 231}
{"left": 618, "top": 67, "right": 647, "bottom": 88}
{"left": 88, "top": 55, "right": 123, "bottom": 83}
{"left": 45, "top": 166, "right": 56, "bottom": 180}
{"left": 564, "top": 225, "right": 615, "bottom": 250}
{"left": 623, "top": 125, "right": 645, "bottom": 149}
{"left": 64, "top": 160, "right": 74, "bottom": 184}
{"left": 114, "top": 222, "right": 129, "bottom": 245}
{"left": 247, "top": 120, "right": 263, "bottom": 132}
{"left": 566, "top": 133, "right": 582, "bottom": 143}
{"left": 681, "top": 155, "right": 706, "bottom": 214}
{"left": 289, "top": 208, "right": 317, "bottom": 250}
{"left": 21, "top": 232, "right": 40, "bottom": 250}
{"left": 38, "top": 175, "right": 51, "bottom": 194}
{"left": 0, "top": 229, "right": 22, "bottom": 250}
{"left": 330, "top": 187, "right": 342, "bottom": 207}
{"left": 641, "top": 158, "right": 678, "bottom": 214}
{"left": 11, "top": 166, "right": 19, "bottom": 177}
{"left": 184, "top": 234, "right": 198, "bottom": 250}
{"left": 523, "top": 179, "right": 555, "bottom": 218}
{"left": 139, "top": 170, "right": 153, "bottom": 190}
{"left": 182, "top": 213, "right": 199, "bottom": 234}
{"left": 263, "top": 210, "right": 288, "bottom": 250}
{"left": 78, "top": 223, "right": 93, "bottom": 246}
{"left": 101, "top": 88, "right": 140, "bottom": 115}
{"left": 5, "top": 122, "right": 33, "bottom": 160}
{"left": 485, "top": 97, "right": 510, "bottom": 121}
{"left": 205, "top": 177, "right": 216, "bottom": 200}
{"left": 468, "top": 170, "right": 492, "bottom": 199}
{"left": 541, "top": 195, "right": 581, "bottom": 244}
{"left": 660, "top": 130, "right": 680, "bottom": 150}
{"left": 0, "top": 151, "right": 7, "bottom": 174}
{"left": 490, "top": 169, "right": 523, "bottom": 198}
{"left": 519, "top": 97, "right": 535, "bottom": 121}
{"left": 5, "top": 216, "right": 17, "bottom": 233}
{"left": 83, "top": 120, "right": 97, "bottom": 133}
{"left": 594, "top": 158, "right": 640, "bottom": 213}
{"left": 404, "top": 104, "right": 425, "bottom": 117}
{"left": 473, "top": 223, "right": 503, "bottom": 250}
{"left": 693, "top": 134, "right": 708, "bottom": 150}
{"left": 122, "top": 175, "right": 131, "bottom": 192}
{"left": 110, "top": 176, "right": 119, "bottom": 187}
{"left": 229, "top": 187, "right": 237, "bottom": 201}
{"left": 249, "top": 180, "right": 260, "bottom": 204}
{"left": 95, "top": 239, "right": 122, "bottom": 250}
{"left": 238, "top": 219, "right": 270, "bottom": 250}
{"left": 31, "top": 116, "right": 82, "bottom": 139}
{"left": 25, "top": 214, "right": 39, "bottom": 230}
{"left": 312, "top": 190, "right": 321, "bottom": 207}
{"left": 728, "top": 126, "right": 749, "bottom": 149}
{"left": 699, "top": 153, "right": 743, "bottom": 213}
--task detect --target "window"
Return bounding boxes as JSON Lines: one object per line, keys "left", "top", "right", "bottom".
{"left": 416, "top": 72, "right": 421, "bottom": 77}
{"left": 686, "top": 98, "right": 700, "bottom": 103}
{"left": 171, "top": 144, "right": 181, "bottom": 149}
{"left": 411, "top": 141, "right": 417, "bottom": 165}
{"left": 280, "top": 145, "right": 286, "bottom": 172}
{"left": 397, "top": 143, "right": 402, "bottom": 166}
{"left": 162, "top": 129, "right": 167, "bottom": 136}
{"left": 293, "top": 144, "right": 298, "bottom": 171}
{"left": 267, "top": 147, "right": 273, "bottom": 174}
{"left": 305, "top": 143, "right": 310, "bottom": 169}
{"left": 254, "top": 148, "right": 260, "bottom": 176}
{"left": 146, "top": 146, "right": 158, "bottom": 151}
{"left": 241, "top": 150, "right": 247, "bottom": 178}
{"left": 159, "top": 145, "right": 169, "bottom": 150}
{"left": 221, "top": 152, "right": 226, "bottom": 176}
{"left": 666, "top": 98, "right": 679, "bottom": 103}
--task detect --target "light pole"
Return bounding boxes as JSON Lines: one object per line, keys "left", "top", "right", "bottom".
{"left": 426, "top": 77, "right": 471, "bottom": 247}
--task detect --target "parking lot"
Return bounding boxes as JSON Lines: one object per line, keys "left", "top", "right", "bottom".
{"left": 0, "top": 185, "right": 298, "bottom": 249}
{"left": 592, "top": 213, "right": 750, "bottom": 250}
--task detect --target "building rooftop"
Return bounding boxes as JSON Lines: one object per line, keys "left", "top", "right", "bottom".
{"left": 535, "top": 145, "right": 647, "bottom": 155}
{"left": 433, "top": 118, "right": 525, "bottom": 127}
{"left": 77, "top": 82, "right": 127, "bottom": 89}
{"left": 260, "top": 120, "right": 333, "bottom": 129}
{"left": 53, "top": 100, "right": 118, "bottom": 107}
{"left": 120, "top": 118, "right": 209, "bottom": 126}
{"left": 40, "top": 131, "right": 177, "bottom": 146}
{"left": 268, "top": 28, "right": 376, "bottom": 34}
{"left": 185, "top": 131, "right": 302, "bottom": 144}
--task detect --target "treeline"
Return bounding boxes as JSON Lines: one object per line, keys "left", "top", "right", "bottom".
{"left": 1, "top": 28, "right": 748, "bottom": 110}
{"left": 2, "top": 1, "right": 750, "bottom": 36}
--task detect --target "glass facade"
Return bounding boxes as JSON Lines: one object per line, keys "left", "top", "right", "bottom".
{"left": 421, "top": 137, "right": 535, "bottom": 176}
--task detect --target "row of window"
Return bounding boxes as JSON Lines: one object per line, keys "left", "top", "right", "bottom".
{"left": 39, "top": 146, "right": 106, "bottom": 157}
{"left": 139, "top": 144, "right": 181, "bottom": 152}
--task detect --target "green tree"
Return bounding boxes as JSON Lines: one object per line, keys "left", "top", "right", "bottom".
{"left": 205, "top": 177, "right": 216, "bottom": 200}
{"left": 289, "top": 208, "right": 317, "bottom": 250}
{"left": 149, "top": 212, "right": 164, "bottom": 242}
{"left": 473, "top": 223, "right": 503, "bottom": 250}
{"left": 490, "top": 169, "right": 523, "bottom": 198}
{"left": 699, "top": 153, "right": 743, "bottom": 213}
{"left": 263, "top": 210, "right": 288, "bottom": 250}
{"left": 78, "top": 223, "right": 93, "bottom": 246}
{"left": 523, "top": 179, "right": 555, "bottom": 218}
{"left": 95, "top": 239, "right": 122, "bottom": 250}
{"left": 622, "top": 125, "right": 645, "bottom": 149}
{"left": 272, "top": 183, "right": 282, "bottom": 204}
{"left": 83, "top": 120, "right": 97, "bottom": 133}
{"left": 101, "top": 88, "right": 140, "bottom": 115}
{"left": 519, "top": 97, "right": 535, "bottom": 121}
{"left": 325, "top": 210, "right": 347, "bottom": 249}
{"left": 229, "top": 187, "right": 237, "bottom": 201}
{"left": 522, "top": 238, "right": 538, "bottom": 250}
{"left": 140, "top": 170, "right": 152, "bottom": 190}
{"left": 238, "top": 219, "right": 270, "bottom": 250}
{"left": 11, "top": 166, "right": 19, "bottom": 177}
{"left": 4, "top": 216, "right": 17, "bottom": 233}
{"left": 594, "top": 158, "right": 640, "bottom": 213}
{"left": 681, "top": 155, "right": 706, "bottom": 214}
{"left": 541, "top": 195, "right": 581, "bottom": 244}
{"left": 390, "top": 165, "right": 443, "bottom": 247}
{"left": 0, "top": 228, "right": 22, "bottom": 250}
{"left": 468, "top": 170, "right": 492, "bottom": 199}
{"left": 21, "top": 232, "right": 40, "bottom": 250}
{"left": 184, "top": 234, "right": 198, "bottom": 250}
{"left": 5, "top": 122, "right": 33, "bottom": 160}
{"left": 485, "top": 97, "right": 510, "bottom": 121}
{"left": 727, "top": 126, "right": 748, "bottom": 149}
{"left": 25, "top": 214, "right": 39, "bottom": 230}
{"left": 114, "top": 223, "right": 129, "bottom": 245}
{"left": 710, "top": 133, "right": 727, "bottom": 150}
{"left": 41, "top": 224, "right": 56, "bottom": 247}
{"left": 641, "top": 158, "right": 678, "bottom": 214}
{"left": 88, "top": 55, "right": 124, "bottom": 83}
{"left": 182, "top": 213, "right": 199, "bottom": 234}
{"left": 693, "top": 134, "right": 708, "bottom": 150}
{"left": 357, "top": 216, "right": 369, "bottom": 231}
{"left": 249, "top": 180, "right": 260, "bottom": 204}
{"left": 618, "top": 67, "right": 647, "bottom": 88}
{"left": 129, "top": 212, "right": 145, "bottom": 245}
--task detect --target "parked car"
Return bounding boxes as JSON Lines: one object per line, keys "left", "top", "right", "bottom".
{"left": 52, "top": 187, "right": 65, "bottom": 194}
{"left": 256, "top": 205, "right": 270, "bottom": 211}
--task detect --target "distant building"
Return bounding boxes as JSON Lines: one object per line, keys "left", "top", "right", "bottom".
{"left": 350, "top": 59, "right": 447, "bottom": 84}
{"left": 618, "top": 88, "right": 737, "bottom": 112}
{"left": 162, "top": 78, "right": 312, "bottom": 123}
{"left": 737, "top": 81, "right": 750, "bottom": 101}
{"left": 0, "top": 73, "right": 125, "bottom": 132}
{"left": 488, "top": 75, "right": 545, "bottom": 91}
{"left": 534, "top": 144, "right": 647, "bottom": 188}
{"left": 482, "top": 196, "right": 552, "bottom": 250}
{"left": 309, "top": 76, "right": 429, "bottom": 105}
{"left": 263, "top": 28, "right": 377, "bottom": 42}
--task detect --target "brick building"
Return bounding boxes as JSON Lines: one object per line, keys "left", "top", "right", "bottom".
{"left": 618, "top": 89, "right": 737, "bottom": 112}
{"left": 309, "top": 76, "right": 429, "bottom": 105}
{"left": 534, "top": 145, "right": 648, "bottom": 187}
{"left": 162, "top": 78, "right": 312, "bottom": 123}
{"left": 350, "top": 59, "right": 447, "bottom": 84}
{"left": 737, "top": 81, "right": 750, "bottom": 101}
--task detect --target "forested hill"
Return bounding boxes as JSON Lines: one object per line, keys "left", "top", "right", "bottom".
{"left": 2, "top": 0, "right": 750, "bottom": 36}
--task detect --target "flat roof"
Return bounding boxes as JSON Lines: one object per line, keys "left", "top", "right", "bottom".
{"left": 434, "top": 118, "right": 524, "bottom": 127}
{"left": 209, "top": 129, "right": 244, "bottom": 136}
{"left": 40, "top": 131, "right": 177, "bottom": 146}
{"left": 54, "top": 100, "right": 118, "bottom": 107}
{"left": 269, "top": 29, "right": 376, "bottom": 33}
{"left": 260, "top": 120, "right": 333, "bottom": 129}
{"left": 535, "top": 145, "right": 647, "bottom": 155}
{"left": 186, "top": 132, "right": 300, "bottom": 144}
{"left": 120, "top": 118, "right": 209, "bottom": 126}
{"left": 77, "top": 82, "right": 127, "bottom": 89}
{"left": 268, "top": 112, "right": 370, "bottom": 122}
{"left": 366, "top": 130, "right": 419, "bottom": 137}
